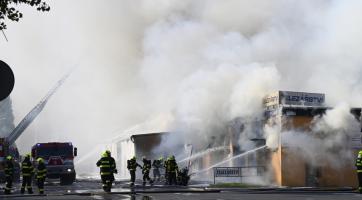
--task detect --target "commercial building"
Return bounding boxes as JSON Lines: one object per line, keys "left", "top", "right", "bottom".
{"left": 113, "top": 91, "right": 361, "bottom": 186}
{"left": 264, "top": 91, "right": 361, "bottom": 187}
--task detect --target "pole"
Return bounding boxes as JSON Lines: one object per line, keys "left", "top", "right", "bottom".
{"left": 240, "top": 167, "right": 242, "bottom": 184}
{"left": 187, "top": 144, "right": 193, "bottom": 170}
{"left": 1, "top": 29, "right": 8, "bottom": 42}
{"left": 214, "top": 168, "right": 216, "bottom": 185}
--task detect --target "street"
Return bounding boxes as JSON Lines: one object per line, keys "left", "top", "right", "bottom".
{"left": 1, "top": 179, "right": 362, "bottom": 200}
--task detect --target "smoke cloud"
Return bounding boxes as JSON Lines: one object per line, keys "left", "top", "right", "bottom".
{"left": 0, "top": 0, "right": 361, "bottom": 175}
{"left": 281, "top": 103, "right": 361, "bottom": 168}
{"left": 0, "top": 97, "right": 15, "bottom": 137}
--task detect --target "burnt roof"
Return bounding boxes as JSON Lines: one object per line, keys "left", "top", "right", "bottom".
{"left": 130, "top": 132, "right": 169, "bottom": 141}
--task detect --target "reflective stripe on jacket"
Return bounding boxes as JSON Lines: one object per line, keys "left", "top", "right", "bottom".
{"left": 37, "top": 162, "right": 47, "bottom": 179}
{"left": 22, "top": 160, "right": 34, "bottom": 177}
{"left": 166, "top": 159, "right": 178, "bottom": 173}
{"left": 5, "top": 160, "right": 14, "bottom": 176}
{"left": 356, "top": 150, "right": 362, "bottom": 172}
{"left": 142, "top": 159, "right": 152, "bottom": 173}
{"left": 127, "top": 159, "right": 140, "bottom": 171}
{"left": 96, "top": 157, "right": 114, "bottom": 175}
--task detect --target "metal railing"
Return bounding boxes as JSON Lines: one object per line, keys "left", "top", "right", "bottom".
{"left": 213, "top": 166, "right": 265, "bottom": 184}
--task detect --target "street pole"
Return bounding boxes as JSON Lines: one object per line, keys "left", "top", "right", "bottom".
{"left": 187, "top": 144, "right": 193, "bottom": 170}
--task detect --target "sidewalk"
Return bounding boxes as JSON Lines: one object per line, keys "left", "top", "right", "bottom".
{"left": 206, "top": 186, "right": 356, "bottom": 193}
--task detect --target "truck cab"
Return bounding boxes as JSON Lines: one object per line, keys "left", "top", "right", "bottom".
{"left": 31, "top": 142, "right": 77, "bottom": 185}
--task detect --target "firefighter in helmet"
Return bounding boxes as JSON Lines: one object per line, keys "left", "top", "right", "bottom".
{"left": 36, "top": 157, "right": 47, "bottom": 194}
{"left": 177, "top": 167, "right": 190, "bottom": 186}
{"left": 4, "top": 155, "right": 14, "bottom": 194}
{"left": 141, "top": 156, "right": 153, "bottom": 186}
{"left": 96, "top": 151, "right": 115, "bottom": 192}
{"left": 152, "top": 157, "right": 163, "bottom": 182}
{"left": 166, "top": 155, "right": 178, "bottom": 185}
{"left": 21, "top": 153, "right": 34, "bottom": 194}
{"left": 105, "top": 150, "right": 117, "bottom": 183}
{"left": 164, "top": 156, "right": 169, "bottom": 184}
{"left": 127, "top": 156, "right": 142, "bottom": 186}
{"left": 356, "top": 150, "right": 362, "bottom": 193}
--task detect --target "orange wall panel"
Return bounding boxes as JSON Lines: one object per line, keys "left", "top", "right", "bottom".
{"left": 270, "top": 147, "right": 282, "bottom": 185}
{"left": 281, "top": 147, "right": 306, "bottom": 186}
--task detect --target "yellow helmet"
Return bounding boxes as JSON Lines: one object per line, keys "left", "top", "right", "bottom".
{"left": 25, "top": 153, "right": 31, "bottom": 159}
{"left": 37, "top": 157, "right": 44, "bottom": 163}
{"left": 102, "top": 152, "right": 108, "bottom": 158}
{"left": 105, "top": 150, "right": 111, "bottom": 157}
{"left": 6, "top": 155, "right": 12, "bottom": 160}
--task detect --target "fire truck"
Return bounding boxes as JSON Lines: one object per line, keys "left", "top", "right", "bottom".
{"left": 0, "top": 138, "right": 20, "bottom": 183}
{"left": 31, "top": 142, "right": 77, "bottom": 185}
{"left": 0, "top": 72, "right": 72, "bottom": 184}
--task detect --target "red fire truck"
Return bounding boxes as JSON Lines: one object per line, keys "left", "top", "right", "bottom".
{"left": 31, "top": 142, "right": 77, "bottom": 185}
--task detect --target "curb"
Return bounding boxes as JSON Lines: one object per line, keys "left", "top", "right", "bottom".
{"left": 208, "top": 187, "right": 357, "bottom": 194}
{"left": 65, "top": 189, "right": 221, "bottom": 195}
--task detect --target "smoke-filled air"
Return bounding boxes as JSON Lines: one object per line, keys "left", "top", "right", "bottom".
{"left": 0, "top": 0, "right": 362, "bottom": 179}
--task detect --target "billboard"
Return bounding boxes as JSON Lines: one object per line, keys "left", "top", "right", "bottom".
{"left": 264, "top": 91, "right": 325, "bottom": 107}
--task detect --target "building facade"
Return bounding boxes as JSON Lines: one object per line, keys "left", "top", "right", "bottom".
{"left": 265, "top": 91, "right": 361, "bottom": 187}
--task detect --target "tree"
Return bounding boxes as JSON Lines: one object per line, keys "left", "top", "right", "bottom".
{"left": 0, "top": 0, "right": 50, "bottom": 30}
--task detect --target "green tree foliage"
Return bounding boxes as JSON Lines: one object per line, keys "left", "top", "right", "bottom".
{"left": 0, "top": 0, "right": 50, "bottom": 30}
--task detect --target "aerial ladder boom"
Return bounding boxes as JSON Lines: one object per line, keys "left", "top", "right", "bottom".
{"left": 7, "top": 70, "right": 72, "bottom": 145}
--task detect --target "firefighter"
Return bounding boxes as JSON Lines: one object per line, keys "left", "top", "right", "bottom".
{"left": 36, "top": 157, "right": 47, "bottom": 194}
{"left": 4, "top": 155, "right": 14, "bottom": 194}
{"left": 356, "top": 150, "right": 362, "bottom": 193}
{"left": 21, "top": 153, "right": 34, "bottom": 194}
{"left": 164, "top": 157, "right": 169, "bottom": 184}
{"left": 152, "top": 157, "right": 163, "bottom": 182}
{"left": 166, "top": 155, "right": 178, "bottom": 185}
{"left": 177, "top": 167, "right": 190, "bottom": 186}
{"left": 96, "top": 152, "right": 114, "bottom": 192}
{"left": 127, "top": 156, "right": 141, "bottom": 186}
{"left": 141, "top": 157, "right": 153, "bottom": 186}
{"left": 105, "top": 150, "right": 117, "bottom": 184}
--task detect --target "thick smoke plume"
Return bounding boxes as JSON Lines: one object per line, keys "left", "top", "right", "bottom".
{"left": 0, "top": 0, "right": 361, "bottom": 175}
{"left": 0, "top": 97, "right": 15, "bottom": 137}
{"left": 281, "top": 103, "right": 361, "bottom": 168}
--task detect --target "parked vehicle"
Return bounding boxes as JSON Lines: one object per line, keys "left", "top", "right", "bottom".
{"left": 31, "top": 142, "right": 77, "bottom": 185}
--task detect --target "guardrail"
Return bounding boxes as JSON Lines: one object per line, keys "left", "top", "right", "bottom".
{"left": 213, "top": 166, "right": 265, "bottom": 184}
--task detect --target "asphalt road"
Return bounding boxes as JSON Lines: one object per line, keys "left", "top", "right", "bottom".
{"left": 1, "top": 180, "right": 362, "bottom": 200}
{"left": 142, "top": 192, "right": 362, "bottom": 200}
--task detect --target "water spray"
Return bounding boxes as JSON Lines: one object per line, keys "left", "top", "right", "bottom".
{"left": 178, "top": 146, "right": 230, "bottom": 164}
{"left": 7, "top": 69, "right": 74, "bottom": 144}
{"left": 192, "top": 145, "right": 267, "bottom": 175}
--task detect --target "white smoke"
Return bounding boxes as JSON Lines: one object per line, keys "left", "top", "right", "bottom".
{"left": 0, "top": 0, "right": 361, "bottom": 175}
{"left": 280, "top": 103, "right": 360, "bottom": 168}
{"left": 313, "top": 103, "right": 358, "bottom": 133}
{"left": 0, "top": 97, "right": 15, "bottom": 137}
{"left": 264, "top": 123, "right": 280, "bottom": 150}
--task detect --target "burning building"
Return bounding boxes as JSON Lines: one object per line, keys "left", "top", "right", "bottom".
{"left": 113, "top": 91, "right": 361, "bottom": 187}
{"left": 264, "top": 91, "right": 361, "bottom": 187}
